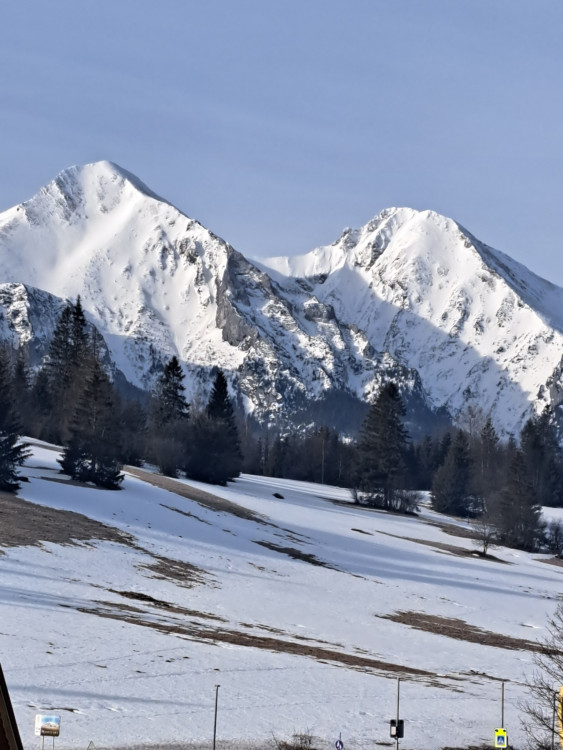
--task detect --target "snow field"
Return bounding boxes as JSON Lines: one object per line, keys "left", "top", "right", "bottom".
{"left": 1, "top": 445, "right": 561, "bottom": 750}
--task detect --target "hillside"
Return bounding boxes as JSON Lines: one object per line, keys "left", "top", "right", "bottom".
{"left": 1, "top": 444, "right": 562, "bottom": 750}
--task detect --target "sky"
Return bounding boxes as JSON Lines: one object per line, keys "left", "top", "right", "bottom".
{"left": 1, "top": 1, "right": 562, "bottom": 281}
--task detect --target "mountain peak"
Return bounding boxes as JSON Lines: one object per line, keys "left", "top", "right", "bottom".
{"left": 38, "top": 160, "right": 172, "bottom": 212}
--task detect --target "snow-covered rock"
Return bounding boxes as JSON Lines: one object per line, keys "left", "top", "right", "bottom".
{"left": 262, "top": 208, "right": 563, "bottom": 434}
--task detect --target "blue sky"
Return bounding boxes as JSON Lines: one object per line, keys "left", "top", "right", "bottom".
{"left": 1, "top": 1, "right": 562, "bottom": 281}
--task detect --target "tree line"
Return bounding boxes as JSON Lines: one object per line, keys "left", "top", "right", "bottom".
{"left": 0, "top": 298, "right": 243, "bottom": 491}
{"left": 1, "top": 298, "right": 563, "bottom": 557}
{"left": 243, "top": 382, "right": 563, "bottom": 555}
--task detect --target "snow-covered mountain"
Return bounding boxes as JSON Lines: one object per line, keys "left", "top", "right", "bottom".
{"left": 0, "top": 161, "right": 562, "bottom": 434}
{"left": 262, "top": 208, "right": 563, "bottom": 433}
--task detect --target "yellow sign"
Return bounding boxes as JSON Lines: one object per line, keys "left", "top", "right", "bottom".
{"left": 494, "top": 729, "right": 507, "bottom": 748}
{"left": 558, "top": 685, "right": 563, "bottom": 750}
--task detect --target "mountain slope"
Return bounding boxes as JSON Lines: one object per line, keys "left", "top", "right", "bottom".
{"left": 0, "top": 162, "right": 433, "bottom": 429}
{"left": 1, "top": 162, "right": 562, "bottom": 434}
{"left": 262, "top": 208, "right": 563, "bottom": 433}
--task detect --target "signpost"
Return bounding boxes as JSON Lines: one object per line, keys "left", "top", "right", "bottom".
{"left": 34, "top": 715, "right": 60, "bottom": 750}
{"left": 34, "top": 716, "right": 61, "bottom": 738}
{"left": 389, "top": 677, "right": 404, "bottom": 750}
{"left": 494, "top": 682, "right": 507, "bottom": 750}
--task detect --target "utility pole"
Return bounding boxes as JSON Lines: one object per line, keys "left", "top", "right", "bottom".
{"left": 321, "top": 430, "right": 326, "bottom": 485}
{"left": 213, "top": 684, "right": 220, "bottom": 750}
{"left": 396, "top": 677, "right": 400, "bottom": 750}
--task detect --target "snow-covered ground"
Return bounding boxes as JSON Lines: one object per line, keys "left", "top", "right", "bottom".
{"left": 2, "top": 444, "right": 562, "bottom": 750}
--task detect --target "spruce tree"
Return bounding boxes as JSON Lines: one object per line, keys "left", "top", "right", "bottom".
{"left": 44, "top": 298, "right": 91, "bottom": 443}
{"left": 355, "top": 382, "right": 409, "bottom": 509}
{"left": 28, "top": 368, "right": 54, "bottom": 440}
{"left": 59, "top": 353, "right": 123, "bottom": 489}
{"left": 0, "top": 348, "right": 30, "bottom": 491}
{"left": 431, "top": 430, "right": 473, "bottom": 516}
{"left": 496, "top": 449, "right": 543, "bottom": 551}
{"left": 148, "top": 355, "right": 189, "bottom": 477}
{"left": 185, "top": 371, "right": 241, "bottom": 484}
{"left": 151, "top": 356, "right": 189, "bottom": 428}
{"left": 473, "top": 417, "right": 502, "bottom": 510}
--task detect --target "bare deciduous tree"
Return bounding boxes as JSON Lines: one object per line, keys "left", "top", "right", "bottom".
{"left": 522, "top": 603, "right": 563, "bottom": 750}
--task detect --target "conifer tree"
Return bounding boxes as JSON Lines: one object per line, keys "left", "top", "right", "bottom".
{"left": 148, "top": 355, "right": 189, "bottom": 476}
{"left": 44, "top": 298, "right": 91, "bottom": 443}
{"left": 117, "top": 397, "right": 147, "bottom": 467}
{"left": 59, "top": 352, "right": 123, "bottom": 489}
{"left": 28, "top": 368, "right": 54, "bottom": 440}
{"left": 473, "top": 417, "right": 502, "bottom": 508}
{"left": 355, "top": 382, "right": 409, "bottom": 509}
{"left": 496, "top": 449, "right": 543, "bottom": 551}
{"left": 185, "top": 371, "right": 241, "bottom": 484}
{"left": 151, "top": 356, "right": 189, "bottom": 428}
{"left": 12, "top": 348, "right": 31, "bottom": 433}
{"left": 521, "top": 407, "right": 563, "bottom": 507}
{"left": 431, "top": 430, "right": 473, "bottom": 516}
{"left": 0, "top": 348, "right": 30, "bottom": 491}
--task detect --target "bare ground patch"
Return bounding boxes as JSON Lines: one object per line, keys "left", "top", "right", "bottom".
{"left": 73, "top": 599, "right": 441, "bottom": 682}
{"left": 428, "top": 520, "right": 477, "bottom": 540}
{"left": 253, "top": 541, "right": 336, "bottom": 569}
{"left": 377, "top": 610, "right": 538, "bottom": 651}
{"left": 107, "top": 590, "right": 226, "bottom": 621}
{"left": 125, "top": 467, "right": 270, "bottom": 525}
{"left": 0, "top": 490, "right": 212, "bottom": 588}
{"left": 536, "top": 556, "right": 563, "bottom": 568}
{"left": 138, "top": 554, "right": 211, "bottom": 588}
{"left": 0, "top": 490, "right": 135, "bottom": 552}
{"left": 375, "top": 530, "right": 509, "bottom": 563}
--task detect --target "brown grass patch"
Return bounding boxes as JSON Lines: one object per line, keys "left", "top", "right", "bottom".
{"left": 125, "top": 467, "right": 270, "bottom": 524}
{"left": 137, "top": 554, "right": 211, "bottom": 588}
{"left": 75, "top": 600, "right": 438, "bottom": 680}
{"left": 0, "top": 490, "right": 134, "bottom": 552}
{"left": 378, "top": 610, "right": 538, "bottom": 651}
{"left": 108, "top": 590, "right": 226, "bottom": 621}
{"left": 375, "top": 530, "right": 509, "bottom": 563}
{"left": 254, "top": 541, "right": 336, "bottom": 569}
{"left": 428, "top": 520, "right": 477, "bottom": 540}
{"left": 536, "top": 556, "right": 563, "bottom": 568}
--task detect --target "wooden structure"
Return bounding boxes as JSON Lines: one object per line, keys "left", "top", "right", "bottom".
{"left": 0, "top": 663, "right": 24, "bottom": 750}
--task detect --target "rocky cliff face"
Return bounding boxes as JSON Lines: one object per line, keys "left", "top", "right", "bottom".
{"left": 0, "top": 161, "right": 560, "bottom": 435}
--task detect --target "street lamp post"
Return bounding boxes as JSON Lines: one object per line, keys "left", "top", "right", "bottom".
{"left": 213, "top": 684, "right": 220, "bottom": 750}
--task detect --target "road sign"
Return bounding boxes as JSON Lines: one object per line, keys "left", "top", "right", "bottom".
{"left": 494, "top": 728, "right": 507, "bottom": 748}
{"left": 335, "top": 740, "right": 344, "bottom": 750}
